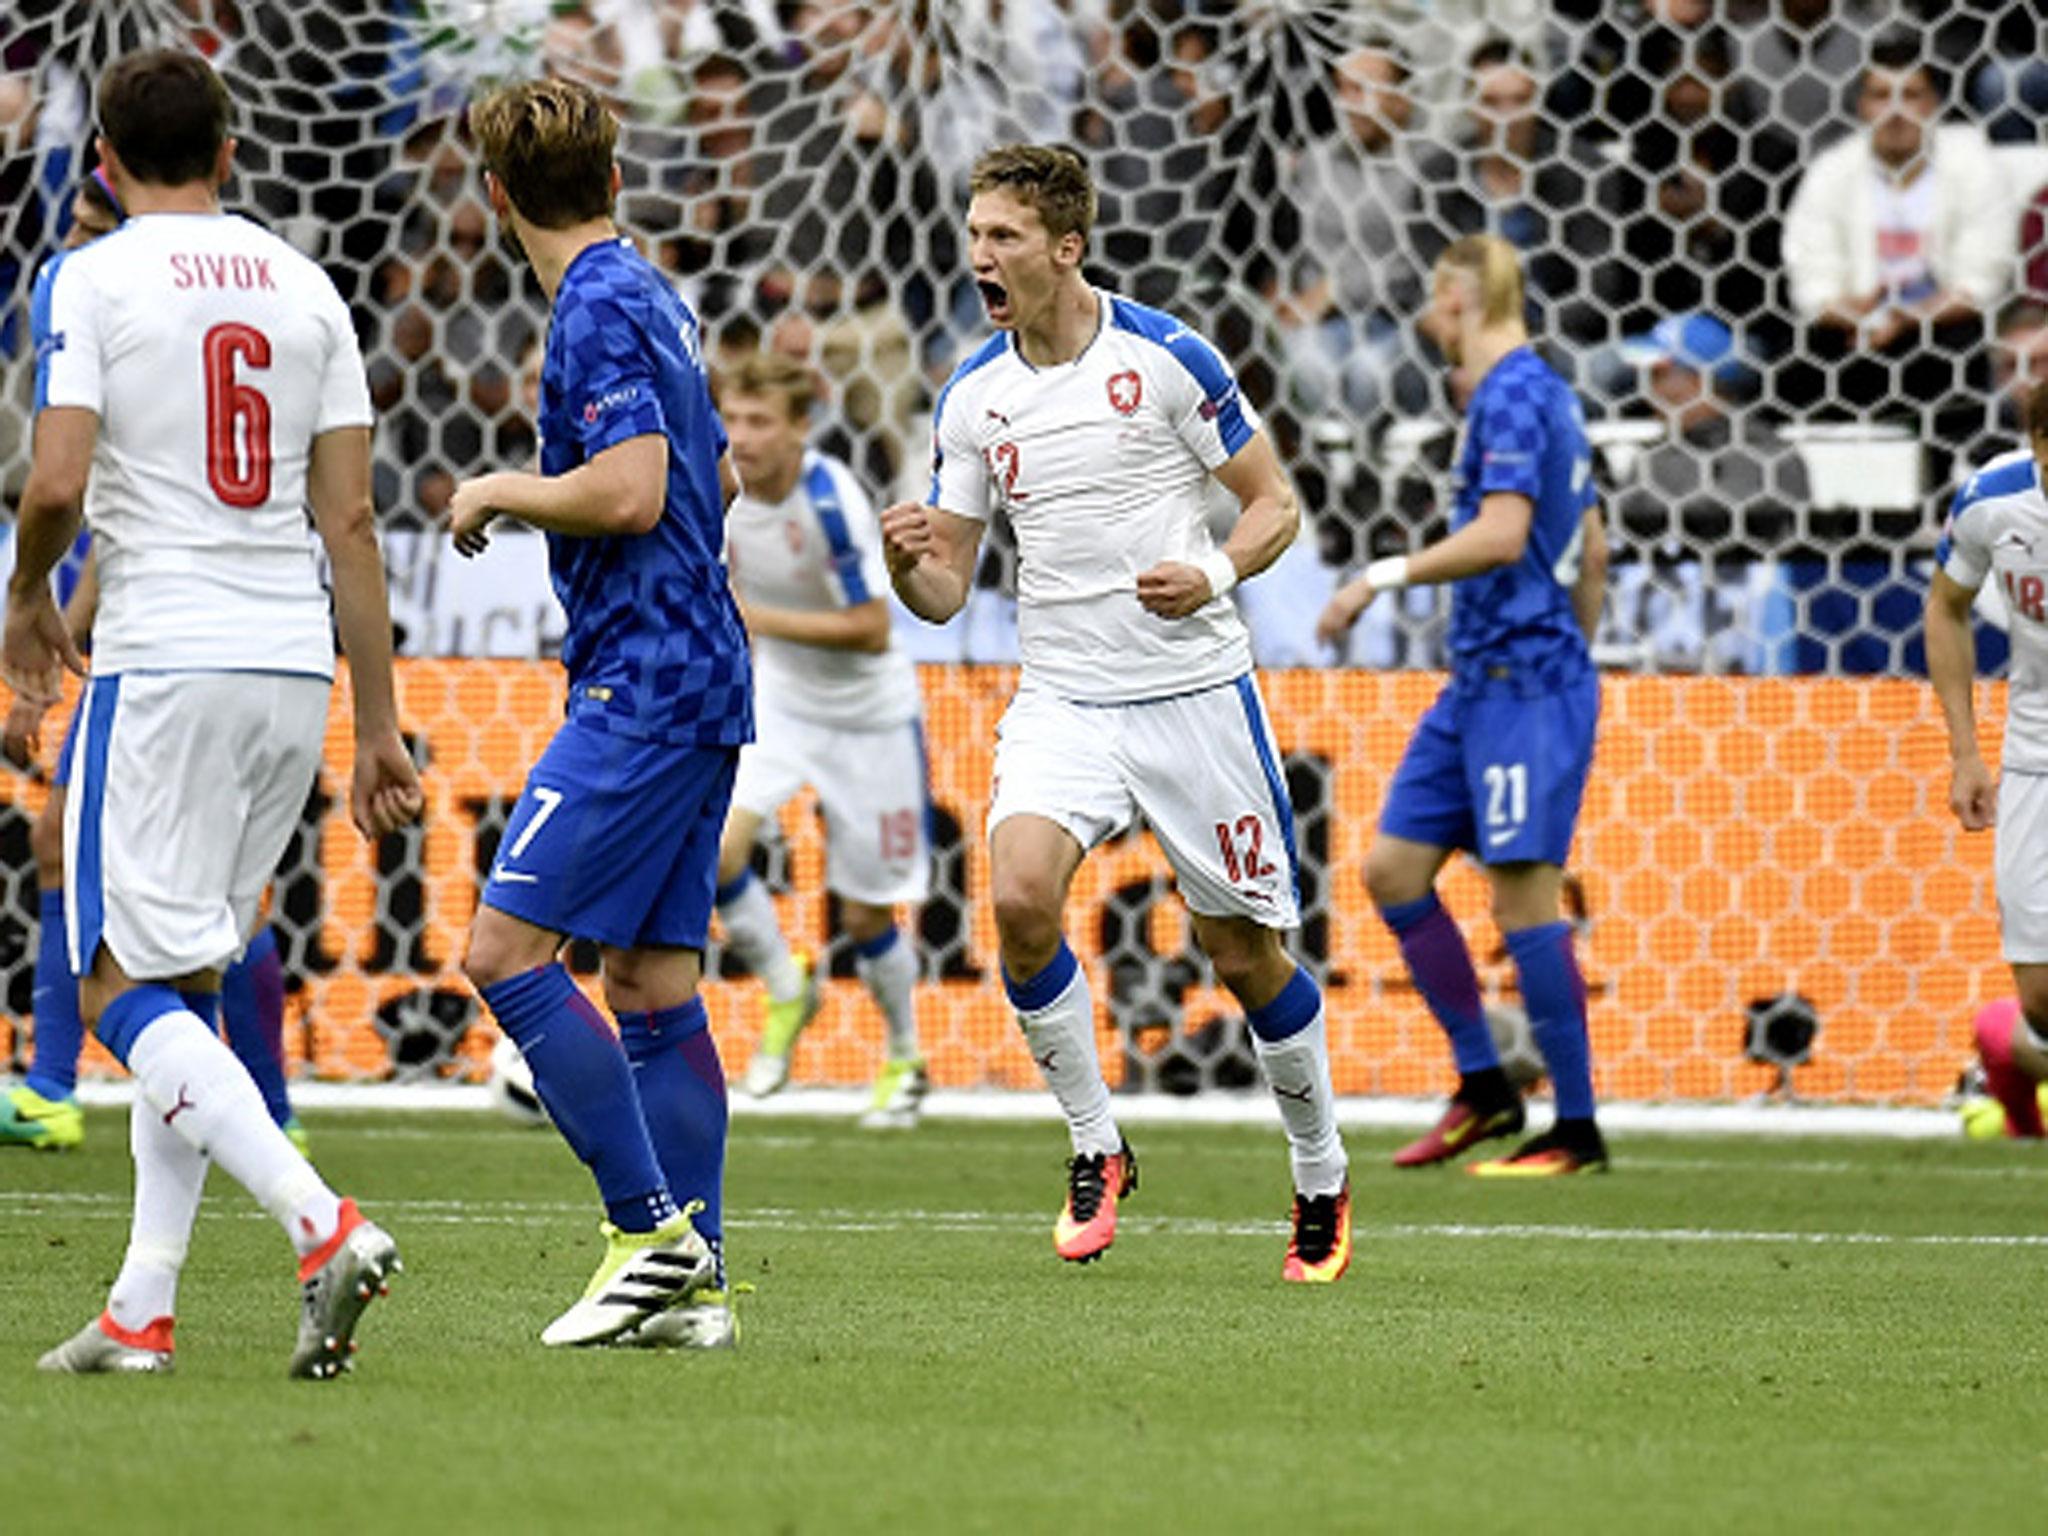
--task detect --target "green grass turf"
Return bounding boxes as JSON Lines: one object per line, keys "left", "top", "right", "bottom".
{"left": 4, "top": 1109, "right": 2046, "bottom": 1534}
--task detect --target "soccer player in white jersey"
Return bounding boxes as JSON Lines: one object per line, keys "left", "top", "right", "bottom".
{"left": 716, "top": 351, "right": 932, "bottom": 1126}
{"left": 2, "top": 49, "right": 422, "bottom": 1378}
{"left": 882, "top": 144, "right": 1351, "bottom": 1282}
{"left": 1927, "top": 377, "right": 2048, "bottom": 1136}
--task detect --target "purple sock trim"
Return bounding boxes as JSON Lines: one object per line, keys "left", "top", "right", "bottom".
{"left": 1379, "top": 891, "right": 1496, "bottom": 1075}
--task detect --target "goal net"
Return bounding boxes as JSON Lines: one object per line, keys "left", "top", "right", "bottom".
{"left": 1, "top": 1, "right": 2038, "bottom": 1103}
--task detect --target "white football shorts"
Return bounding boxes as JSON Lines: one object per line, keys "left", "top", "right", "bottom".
{"left": 1997, "top": 770, "right": 2048, "bottom": 963}
{"left": 64, "top": 671, "right": 329, "bottom": 979}
{"left": 987, "top": 676, "right": 1301, "bottom": 929}
{"left": 730, "top": 700, "right": 932, "bottom": 906}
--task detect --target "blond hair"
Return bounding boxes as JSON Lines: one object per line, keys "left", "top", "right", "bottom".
{"left": 720, "top": 350, "right": 818, "bottom": 423}
{"left": 1436, "top": 234, "right": 1525, "bottom": 327}
{"left": 969, "top": 143, "right": 1097, "bottom": 242}
{"left": 470, "top": 77, "right": 617, "bottom": 229}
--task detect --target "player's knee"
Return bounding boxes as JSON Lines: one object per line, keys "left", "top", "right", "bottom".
{"left": 1362, "top": 843, "right": 1424, "bottom": 910}
{"left": 991, "top": 876, "right": 1062, "bottom": 966}
{"left": 462, "top": 922, "right": 542, "bottom": 993}
{"left": 840, "top": 901, "right": 893, "bottom": 945}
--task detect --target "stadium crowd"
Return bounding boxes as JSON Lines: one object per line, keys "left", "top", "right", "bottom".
{"left": 3, "top": 0, "right": 2048, "bottom": 671}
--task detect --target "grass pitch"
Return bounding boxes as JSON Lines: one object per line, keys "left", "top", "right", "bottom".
{"left": 3, "top": 1107, "right": 2045, "bottom": 1534}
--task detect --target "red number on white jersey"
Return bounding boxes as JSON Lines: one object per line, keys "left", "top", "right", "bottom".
{"left": 2004, "top": 570, "right": 2047, "bottom": 624}
{"left": 203, "top": 321, "right": 273, "bottom": 509}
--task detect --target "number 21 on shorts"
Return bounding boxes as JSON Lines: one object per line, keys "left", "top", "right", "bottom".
{"left": 1483, "top": 762, "right": 1527, "bottom": 849}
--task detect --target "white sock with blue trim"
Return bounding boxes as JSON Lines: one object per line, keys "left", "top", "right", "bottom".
{"left": 855, "top": 928, "right": 920, "bottom": 1060}
{"left": 716, "top": 871, "right": 805, "bottom": 1003}
{"left": 1006, "top": 941, "right": 1119, "bottom": 1158}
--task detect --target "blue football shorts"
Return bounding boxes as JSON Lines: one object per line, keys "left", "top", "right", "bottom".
{"left": 481, "top": 715, "right": 739, "bottom": 951}
{"left": 1379, "top": 665, "right": 1600, "bottom": 867}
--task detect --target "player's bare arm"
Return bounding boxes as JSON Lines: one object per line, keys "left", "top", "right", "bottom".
{"left": 2, "top": 406, "right": 94, "bottom": 710}
{"left": 881, "top": 501, "right": 983, "bottom": 623}
{"left": 740, "top": 595, "right": 892, "bottom": 654}
{"left": 449, "top": 432, "right": 667, "bottom": 555}
{"left": 308, "top": 424, "right": 425, "bottom": 840}
{"left": 1925, "top": 566, "right": 1995, "bottom": 831}
{"left": 1315, "top": 491, "right": 1535, "bottom": 648}
{"left": 1136, "top": 430, "right": 1298, "bottom": 621}
{"left": 1571, "top": 505, "right": 1608, "bottom": 641}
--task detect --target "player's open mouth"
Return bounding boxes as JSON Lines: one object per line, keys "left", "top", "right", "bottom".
{"left": 977, "top": 279, "right": 1010, "bottom": 321}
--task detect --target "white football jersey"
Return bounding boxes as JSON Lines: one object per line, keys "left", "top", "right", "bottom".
{"left": 928, "top": 290, "right": 1259, "bottom": 703}
{"left": 35, "top": 213, "right": 372, "bottom": 677}
{"left": 726, "top": 450, "right": 920, "bottom": 729}
{"left": 1941, "top": 447, "right": 2048, "bottom": 773}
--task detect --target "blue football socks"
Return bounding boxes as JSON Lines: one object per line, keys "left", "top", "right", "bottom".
{"left": 25, "top": 888, "right": 84, "bottom": 1100}
{"left": 480, "top": 963, "right": 677, "bottom": 1233}
{"left": 618, "top": 996, "right": 727, "bottom": 1247}
{"left": 1506, "top": 921, "right": 1596, "bottom": 1121}
{"left": 222, "top": 925, "right": 292, "bottom": 1129}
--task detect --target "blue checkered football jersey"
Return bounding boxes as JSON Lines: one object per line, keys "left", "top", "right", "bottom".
{"left": 538, "top": 239, "right": 750, "bottom": 747}
{"left": 1448, "top": 346, "right": 1597, "bottom": 670}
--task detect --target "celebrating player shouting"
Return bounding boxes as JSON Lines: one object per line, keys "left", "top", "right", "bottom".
{"left": 883, "top": 145, "right": 1351, "bottom": 1282}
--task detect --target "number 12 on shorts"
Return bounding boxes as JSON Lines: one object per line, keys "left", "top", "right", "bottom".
{"left": 1484, "top": 762, "right": 1528, "bottom": 847}
{"left": 1214, "top": 814, "right": 1274, "bottom": 884}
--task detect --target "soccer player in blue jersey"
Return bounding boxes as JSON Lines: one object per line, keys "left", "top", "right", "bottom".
{"left": 2, "top": 169, "right": 302, "bottom": 1154}
{"left": 1319, "top": 234, "right": 1612, "bottom": 1175}
{"left": 451, "top": 78, "right": 749, "bottom": 1347}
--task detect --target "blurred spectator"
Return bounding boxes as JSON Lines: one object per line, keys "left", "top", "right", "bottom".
{"left": 1546, "top": 0, "right": 1754, "bottom": 140}
{"left": 1593, "top": 27, "right": 1796, "bottom": 338}
{"left": 1780, "top": 31, "right": 2004, "bottom": 430}
{"left": 1074, "top": 11, "right": 1232, "bottom": 310}
{"left": 1274, "top": 38, "right": 1448, "bottom": 421}
{"left": 1906, "top": 0, "right": 2047, "bottom": 146}
{"left": 1427, "top": 38, "right": 1608, "bottom": 357}
{"left": 1729, "top": 0, "right": 1887, "bottom": 151}
{"left": 1989, "top": 298, "right": 2048, "bottom": 436}
{"left": 1612, "top": 314, "right": 1810, "bottom": 552}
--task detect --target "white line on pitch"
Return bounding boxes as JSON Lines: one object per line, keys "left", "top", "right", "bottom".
{"left": 4, "top": 1191, "right": 2043, "bottom": 1248}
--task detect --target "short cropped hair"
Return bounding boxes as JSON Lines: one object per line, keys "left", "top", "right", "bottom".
{"left": 1436, "top": 234, "right": 1525, "bottom": 327}
{"left": 2027, "top": 378, "right": 2048, "bottom": 441}
{"left": 721, "top": 350, "right": 817, "bottom": 423}
{"left": 969, "top": 144, "right": 1096, "bottom": 243}
{"left": 470, "top": 77, "right": 617, "bottom": 230}
{"left": 97, "top": 49, "right": 230, "bottom": 187}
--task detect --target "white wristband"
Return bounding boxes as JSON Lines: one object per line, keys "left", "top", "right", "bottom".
{"left": 1196, "top": 548, "right": 1239, "bottom": 600}
{"left": 1365, "top": 555, "right": 1411, "bottom": 590}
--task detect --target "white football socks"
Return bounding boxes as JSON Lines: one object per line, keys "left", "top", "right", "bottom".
{"left": 127, "top": 1008, "right": 340, "bottom": 1257}
{"left": 1015, "top": 964, "right": 1121, "bottom": 1158}
{"left": 1251, "top": 1009, "right": 1349, "bottom": 1198}
{"left": 105, "top": 1089, "right": 209, "bottom": 1332}
{"left": 857, "top": 931, "right": 921, "bottom": 1060}
{"left": 717, "top": 876, "right": 805, "bottom": 1002}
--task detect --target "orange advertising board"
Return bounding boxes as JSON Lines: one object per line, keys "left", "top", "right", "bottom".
{"left": 0, "top": 662, "right": 2007, "bottom": 1105}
